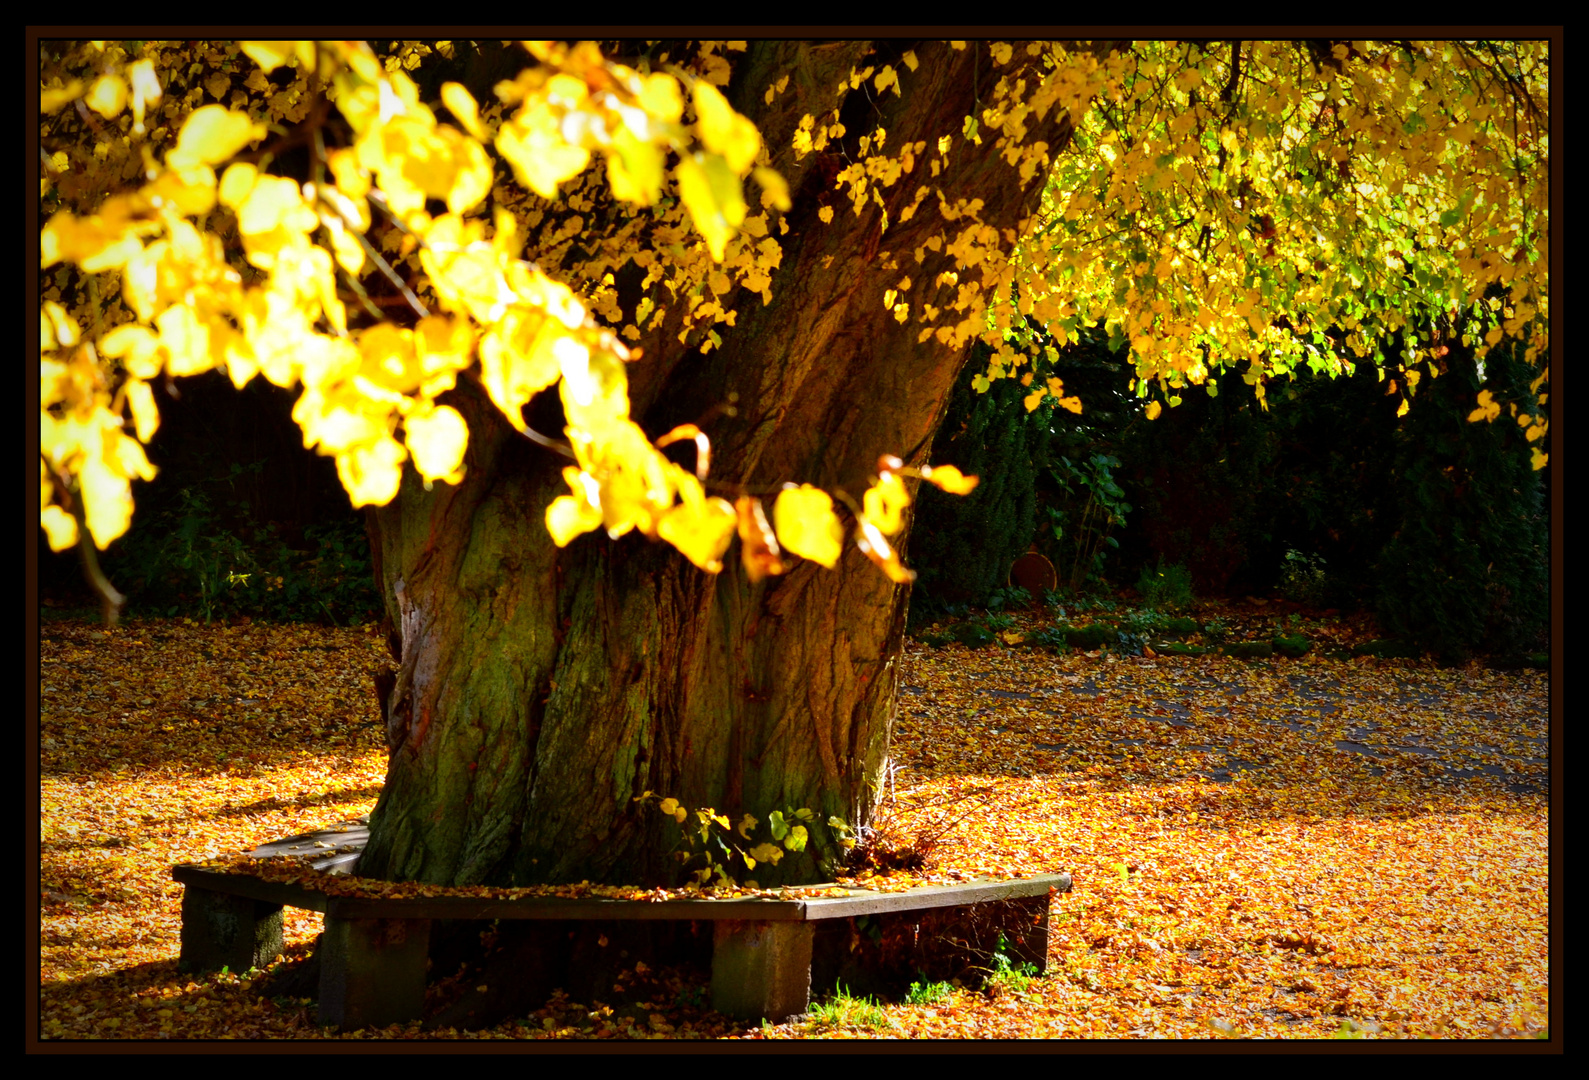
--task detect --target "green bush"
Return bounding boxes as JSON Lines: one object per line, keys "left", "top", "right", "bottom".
{"left": 1066, "top": 623, "right": 1117, "bottom": 650}
{"left": 911, "top": 343, "right": 1052, "bottom": 613}
{"left": 100, "top": 479, "right": 380, "bottom": 625}
{"left": 1278, "top": 549, "right": 1329, "bottom": 607}
{"left": 1372, "top": 331, "right": 1548, "bottom": 661}
{"left": 1135, "top": 559, "right": 1195, "bottom": 611}
{"left": 948, "top": 622, "right": 994, "bottom": 648}
{"left": 1271, "top": 634, "right": 1312, "bottom": 658}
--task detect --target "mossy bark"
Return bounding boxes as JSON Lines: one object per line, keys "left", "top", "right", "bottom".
{"left": 357, "top": 41, "right": 1073, "bottom": 888}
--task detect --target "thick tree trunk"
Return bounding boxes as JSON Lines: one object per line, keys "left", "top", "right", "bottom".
{"left": 358, "top": 41, "right": 1072, "bottom": 887}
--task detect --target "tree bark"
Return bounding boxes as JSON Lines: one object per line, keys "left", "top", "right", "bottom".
{"left": 358, "top": 40, "right": 1073, "bottom": 887}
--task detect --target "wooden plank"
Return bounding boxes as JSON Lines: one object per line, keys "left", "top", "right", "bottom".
{"left": 175, "top": 863, "right": 1068, "bottom": 923}
{"left": 173, "top": 864, "right": 330, "bottom": 913}
{"left": 799, "top": 873, "right": 1070, "bottom": 920}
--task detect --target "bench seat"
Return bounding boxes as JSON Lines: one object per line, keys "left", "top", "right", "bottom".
{"left": 174, "top": 817, "right": 1070, "bottom": 1030}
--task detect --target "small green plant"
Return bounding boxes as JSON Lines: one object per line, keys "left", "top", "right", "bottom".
{"left": 1045, "top": 453, "right": 1132, "bottom": 591}
{"left": 1201, "top": 618, "right": 1230, "bottom": 644}
{"left": 984, "top": 935, "right": 1041, "bottom": 997}
{"left": 635, "top": 792, "right": 854, "bottom": 887}
{"left": 1115, "top": 629, "right": 1149, "bottom": 656}
{"left": 1136, "top": 558, "right": 1195, "bottom": 611}
{"left": 1024, "top": 625, "right": 1072, "bottom": 651}
{"left": 904, "top": 979, "right": 953, "bottom": 1006}
{"left": 985, "top": 586, "right": 1031, "bottom": 613}
{"left": 810, "top": 983, "right": 894, "bottom": 1031}
{"left": 1279, "top": 548, "right": 1329, "bottom": 607}
{"left": 950, "top": 622, "right": 996, "bottom": 648}
{"left": 979, "top": 611, "right": 1014, "bottom": 633}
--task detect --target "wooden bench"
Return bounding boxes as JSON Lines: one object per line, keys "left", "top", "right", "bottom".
{"left": 173, "top": 817, "right": 1071, "bottom": 1031}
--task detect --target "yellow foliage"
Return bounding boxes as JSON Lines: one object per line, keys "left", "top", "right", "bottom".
{"left": 38, "top": 37, "right": 1547, "bottom": 586}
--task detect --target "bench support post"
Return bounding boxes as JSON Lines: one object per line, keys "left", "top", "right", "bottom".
{"left": 178, "top": 886, "right": 284, "bottom": 974}
{"left": 317, "top": 916, "right": 431, "bottom": 1031}
{"left": 710, "top": 919, "right": 814, "bottom": 1022}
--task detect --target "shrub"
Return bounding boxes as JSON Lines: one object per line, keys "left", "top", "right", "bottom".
{"left": 1278, "top": 549, "right": 1329, "bottom": 607}
{"left": 1136, "top": 559, "right": 1195, "bottom": 610}
{"left": 1373, "top": 332, "right": 1548, "bottom": 660}
{"left": 911, "top": 342, "right": 1052, "bottom": 609}
{"left": 99, "top": 478, "right": 380, "bottom": 625}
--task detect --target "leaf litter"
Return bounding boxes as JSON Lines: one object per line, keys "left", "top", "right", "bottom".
{"left": 38, "top": 607, "right": 1549, "bottom": 1041}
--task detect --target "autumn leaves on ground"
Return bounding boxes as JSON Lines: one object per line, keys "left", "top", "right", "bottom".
{"left": 37, "top": 602, "right": 1548, "bottom": 1041}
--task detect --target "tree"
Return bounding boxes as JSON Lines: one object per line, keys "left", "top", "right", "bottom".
{"left": 38, "top": 38, "right": 1548, "bottom": 888}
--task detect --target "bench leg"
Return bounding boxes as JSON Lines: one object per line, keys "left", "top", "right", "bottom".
{"left": 317, "top": 916, "right": 431, "bottom": 1031}
{"left": 710, "top": 920, "right": 813, "bottom": 1022}
{"left": 1004, "top": 894, "right": 1051, "bottom": 975}
{"left": 178, "top": 886, "right": 284, "bottom": 974}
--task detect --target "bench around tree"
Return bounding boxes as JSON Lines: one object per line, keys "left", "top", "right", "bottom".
{"left": 173, "top": 825, "right": 1069, "bottom": 1031}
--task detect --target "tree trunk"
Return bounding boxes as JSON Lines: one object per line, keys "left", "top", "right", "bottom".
{"left": 358, "top": 40, "right": 1073, "bottom": 887}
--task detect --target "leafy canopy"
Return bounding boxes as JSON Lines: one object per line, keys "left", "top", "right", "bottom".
{"left": 38, "top": 38, "right": 970, "bottom": 603}
{"left": 38, "top": 38, "right": 1547, "bottom": 611}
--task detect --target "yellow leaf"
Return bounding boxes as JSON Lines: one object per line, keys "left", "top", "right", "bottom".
{"left": 39, "top": 505, "right": 78, "bottom": 552}
{"left": 1530, "top": 448, "right": 1547, "bottom": 470}
{"left": 1146, "top": 401, "right": 1163, "bottom": 420}
{"left": 676, "top": 154, "right": 745, "bottom": 261}
{"left": 855, "top": 516, "right": 916, "bottom": 583}
{"left": 862, "top": 471, "right": 910, "bottom": 535}
{"left": 167, "top": 105, "right": 266, "bottom": 171}
{"left": 1466, "top": 389, "right": 1501, "bottom": 423}
{"left": 773, "top": 485, "right": 844, "bottom": 569}
{"left": 737, "top": 814, "right": 757, "bottom": 839}
{"left": 124, "top": 379, "right": 160, "bottom": 443}
{"left": 920, "top": 463, "right": 978, "bottom": 495}
{"left": 902, "top": 50, "right": 919, "bottom": 72}
{"left": 657, "top": 488, "right": 737, "bottom": 573}
{"left": 659, "top": 797, "right": 680, "bottom": 816}
{"left": 753, "top": 166, "right": 791, "bottom": 211}
{"left": 496, "top": 105, "right": 591, "bottom": 199}
{"left": 606, "top": 128, "right": 665, "bottom": 205}
{"left": 404, "top": 404, "right": 469, "bottom": 485}
{"left": 546, "top": 468, "right": 604, "bottom": 547}
{"left": 694, "top": 82, "right": 760, "bottom": 174}
{"left": 240, "top": 41, "right": 304, "bottom": 74}
{"left": 126, "top": 59, "right": 161, "bottom": 134}
{"left": 85, "top": 75, "right": 127, "bottom": 120}
{"left": 40, "top": 80, "right": 85, "bottom": 114}
{"left": 100, "top": 325, "right": 162, "bottom": 380}
{"left": 748, "top": 843, "right": 784, "bottom": 865}
{"left": 1396, "top": 398, "right": 1410, "bottom": 418}
{"left": 335, "top": 437, "right": 407, "bottom": 509}
{"left": 478, "top": 313, "right": 566, "bottom": 429}
{"left": 736, "top": 496, "right": 786, "bottom": 583}
{"left": 440, "top": 81, "right": 489, "bottom": 141}
{"left": 639, "top": 72, "right": 684, "bottom": 123}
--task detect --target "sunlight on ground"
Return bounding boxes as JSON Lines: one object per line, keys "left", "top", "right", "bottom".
{"left": 38, "top": 616, "right": 1549, "bottom": 1041}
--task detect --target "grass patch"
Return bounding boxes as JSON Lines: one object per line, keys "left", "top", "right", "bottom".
{"left": 904, "top": 979, "right": 954, "bottom": 1006}
{"left": 808, "top": 982, "right": 896, "bottom": 1032}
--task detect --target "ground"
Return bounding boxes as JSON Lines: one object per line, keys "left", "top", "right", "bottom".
{"left": 36, "top": 598, "right": 1550, "bottom": 1041}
